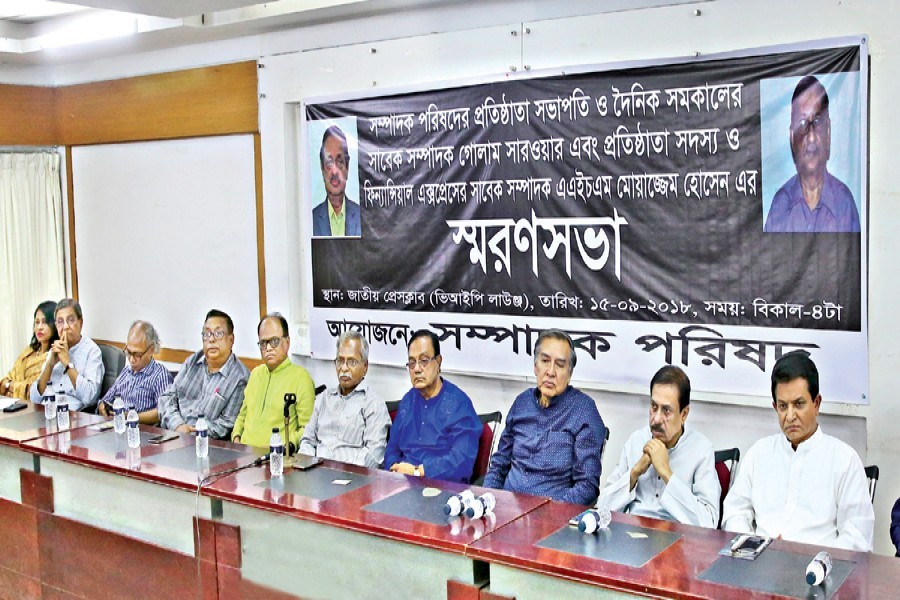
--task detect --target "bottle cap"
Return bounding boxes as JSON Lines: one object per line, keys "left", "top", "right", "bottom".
{"left": 806, "top": 571, "right": 817, "bottom": 585}
{"left": 272, "top": 427, "right": 279, "bottom": 433}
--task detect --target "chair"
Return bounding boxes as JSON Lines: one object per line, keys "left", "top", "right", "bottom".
{"left": 97, "top": 343, "right": 126, "bottom": 399}
{"left": 385, "top": 400, "right": 401, "bottom": 421}
{"left": 600, "top": 427, "right": 610, "bottom": 463}
{"left": 865, "top": 465, "right": 879, "bottom": 503}
{"left": 470, "top": 411, "right": 502, "bottom": 485}
{"left": 714, "top": 447, "right": 741, "bottom": 529}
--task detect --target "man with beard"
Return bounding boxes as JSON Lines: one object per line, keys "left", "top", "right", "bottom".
{"left": 764, "top": 75, "right": 860, "bottom": 232}
{"left": 596, "top": 366, "right": 719, "bottom": 527}
{"left": 312, "top": 125, "right": 361, "bottom": 237}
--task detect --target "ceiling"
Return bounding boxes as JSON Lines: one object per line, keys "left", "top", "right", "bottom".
{"left": 0, "top": 0, "right": 389, "bottom": 66}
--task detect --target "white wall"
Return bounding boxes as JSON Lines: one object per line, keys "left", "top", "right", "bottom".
{"left": 4, "top": 0, "right": 896, "bottom": 555}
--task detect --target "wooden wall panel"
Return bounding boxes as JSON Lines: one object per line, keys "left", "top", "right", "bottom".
{"left": 0, "top": 85, "right": 57, "bottom": 145}
{"left": 37, "top": 513, "right": 204, "bottom": 599}
{"left": 56, "top": 61, "right": 259, "bottom": 145}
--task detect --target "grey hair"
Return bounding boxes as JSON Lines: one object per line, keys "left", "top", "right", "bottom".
{"left": 337, "top": 330, "right": 369, "bottom": 362}
{"left": 130, "top": 320, "right": 161, "bottom": 353}
{"left": 55, "top": 298, "right": 83, "bottom": 320}
{"left": 533, "top": 329, "right": 576, "bottom": 372}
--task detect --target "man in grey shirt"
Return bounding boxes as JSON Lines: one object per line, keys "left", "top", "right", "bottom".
{"left": 158, "top": 309, "right": 250, "bottom": 439}
{"left": 299, "top": 331, "right": 390, "bottom": 468}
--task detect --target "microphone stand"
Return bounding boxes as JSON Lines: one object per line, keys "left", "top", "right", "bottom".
{"left": 283, "top": 393, "right": 296, "bottom": 468}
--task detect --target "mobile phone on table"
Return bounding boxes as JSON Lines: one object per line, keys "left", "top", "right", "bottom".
{"left": 292, "top": 455, "right": 324, "bottom": 470}
{"left": 148, "top": 433, "right": 180, "bottom": 445}
{"left": 3, "top": 401, "right": 28, "bottom": 413}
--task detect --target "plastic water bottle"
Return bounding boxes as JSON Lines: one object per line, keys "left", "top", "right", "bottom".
{"left": 444, "top": 490, "right": 476, "bottom": 516}
{"left": 269, "top": 427, "right": 284, "bottom": 477}
{"left": 112, "top": 396, "right": 126, "bottom": 434}
{"left": 578, "top": 507, "right": 612, "bottom": 534}
{"left": 465, "top": 492, "right": 496, "bottom": 519}
{"left": 195, "top": 416, "right": 209, "bottom": 458}
{"left": 42, "top": 392, "right": 56, "bottom": 420}
{"left": 56, "top": 389, "right": 70, "bottom": 430}
{"left": 126, "top": 407, "right": 140, "bottom": 448}
{"left": 806, "top": 551, "right": 833, "bottom": 586}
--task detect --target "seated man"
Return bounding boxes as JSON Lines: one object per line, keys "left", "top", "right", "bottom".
{"left": 98, "top": 321, "right": 173, "bottom": 424}
{"left": 299, "top": 331, "right": 390, "bottom": 467}
{"left": 158, "top": 309, "right": 250, "bottom": 439}
{"left": 231, "top": 313, "right": 315, "bottom": 451}
{"left": 31, "top": 298, "right": 104, "bottom": 412}
{"left": 722, "top": 351, "right": 874, "bottom": 551}
{"left": 596, "top": 366, "right": 720, "bottom": 527}
{"left": 383, "top": 329, "right": 481, "bottom": 483}
{"left": 483, "top": 329, "right": 606, "bottom": 505}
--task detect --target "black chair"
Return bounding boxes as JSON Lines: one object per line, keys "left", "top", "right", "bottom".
{"left": 97, "top": 343, "right": 126, "bottom": 399}
{"left": 865, "top": 465, "right": 879, "bottom": 503}
{"left": 714, "top": 447, "right": 741, "bottom": 529}
{"left": 600, "top": 426, "right": 610, "bottom": 463}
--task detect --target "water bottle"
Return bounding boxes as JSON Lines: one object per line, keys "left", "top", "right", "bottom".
{"left": 112, "top": 396, "right": 126, "bottom": 434}
{"left": 444, "top": 489, "right": 476, "bottom": 516}
{"left": 126, "top": 407, "right": 140, "bottom": 448}
{"left": 578, "top": 507, "right": 612, "bottom": 534}
{"left": 806, "top": 551, "right": 833, "bottom": 586}
{"left": 56, "top": 389, "right": 70, "bottom": 430}
{"left": 465, "top": 492, "right": 496, "bottom": 519}
{"left": 195, "top": 416, "right": 209, "bottom": 458}
{"left": 42, "top": 392, "right": 56, "bottom": 420}
{"left": 127, "top": 446, "right": 141, "bottom": 471}
{"left": 269, "top": 427, "right": 284, "bottom": 477}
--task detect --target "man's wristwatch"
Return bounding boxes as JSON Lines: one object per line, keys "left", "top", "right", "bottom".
{"left": 413, "top": 466, "right": 422, "bottom": 477}
{"left": 64, "top": 362, "right": 74, "bottom": 373}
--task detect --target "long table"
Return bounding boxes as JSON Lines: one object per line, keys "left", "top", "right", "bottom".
{"left": 1, "top": 400, "right": 899, "bottom": 599}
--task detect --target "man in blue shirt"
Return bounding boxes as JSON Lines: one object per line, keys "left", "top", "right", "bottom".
{"left": 483, "top": 329, "right": 606, "bottom": 505}
{"left": 383, "top": 329, "right": 481, "bottom": 483}
{"left": 764, "top": 75, "right": 860, "bottom": 233}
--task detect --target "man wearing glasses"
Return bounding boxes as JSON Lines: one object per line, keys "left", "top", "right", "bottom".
{"left": 311, "top": 124, "right": 362, "bottom": 237}
{"left": 764, "top": 75, "right": 860, "bottom": 233}
{"left": 483, "top": 330, "right": 606, "bottom": 505}
{"left": 299, "top": 331, "right": 390, "bottom": 467}
{"left": 158, "top": 309, "right": 250, "bottom": 439}
{"left": 97, "top": 321, "right": 173, "bottom": 424}
{"left": 231, "top": 313, "right": 315, "bottom": 451}
{"left": 31, "top": 298, "right": 104, "bottom": 411}
{"left": 383, "top": 329, "right": 482, "bottom": 483}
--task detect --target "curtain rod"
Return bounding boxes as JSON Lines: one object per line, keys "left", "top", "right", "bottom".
{"left": 0, "top": 147, "right": 60, "bottom": 154}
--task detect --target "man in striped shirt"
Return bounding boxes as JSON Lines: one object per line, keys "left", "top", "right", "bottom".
{"left": 158, "top": 309, "right": 250, "bottom": 439}
{"left": 98, "top": 321, "right": 173, "bottom": 424}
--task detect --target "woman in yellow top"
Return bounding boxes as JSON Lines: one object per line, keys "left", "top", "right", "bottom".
{"left": 0, "top": 301, "right": 58, "bottom": 400}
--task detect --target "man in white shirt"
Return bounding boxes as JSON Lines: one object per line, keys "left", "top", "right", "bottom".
{"left": 597, "top": 366, "right": 720, "bottom": 527}
{"left": 722, "top": 350, "right": 874, "bottom": 551}
{"left": 299, "top": 331, "right": 390, "bottom": 468}
{"left": 31, "top": 298, "right": 103, "bottom": 412}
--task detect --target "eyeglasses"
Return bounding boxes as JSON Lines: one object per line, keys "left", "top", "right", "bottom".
{"left": 791, "top": 115, "right": 828, "bottom": 136}
{"left": 334, "top": 358, "right": 361, "bottom": 369}
{"left": 406, "top": 356, "right": 437, "bottom": 370}
{"left": 323, "top": 155, "right": 347, "bottom": 170}
{"left": 257, "top": 336, "right": 284, "bottom": 351}
{"left": 55, "top": 316, "right": 79, "bottom": 327}
{"left": 123, "top": 346, "right": 152, "bottom": 360}
{"left": 201, "top": 330, "right": 228, "bottom": 342}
